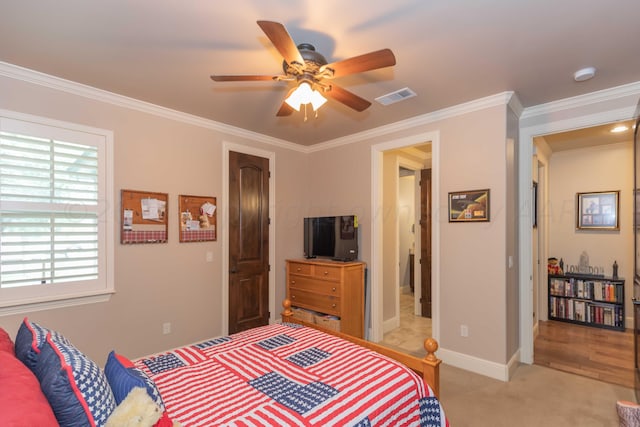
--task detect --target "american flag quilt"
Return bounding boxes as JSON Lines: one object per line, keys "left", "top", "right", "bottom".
{"left": 135, "top": 323, "right": 448, "bottom": 427}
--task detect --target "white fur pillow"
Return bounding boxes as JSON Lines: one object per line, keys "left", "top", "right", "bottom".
{"left": 105, "top": 386, "right": 162, "bottom": 427}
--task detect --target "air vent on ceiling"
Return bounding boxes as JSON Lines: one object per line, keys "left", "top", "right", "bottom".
{"left": 375, "top": 87, "right": 417, "bottom": 106}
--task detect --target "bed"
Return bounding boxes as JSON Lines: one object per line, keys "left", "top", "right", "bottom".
{"left": 132, "top": 299, "right": 446, "bottom": 426}
{"left": 2, "top": 306, "right": 447, "bottom": 427}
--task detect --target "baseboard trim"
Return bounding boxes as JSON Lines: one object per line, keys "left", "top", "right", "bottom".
{"left": 438, "top": 347, "right": 511, "bottom": 382}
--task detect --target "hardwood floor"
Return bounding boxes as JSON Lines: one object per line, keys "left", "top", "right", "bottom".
{"left": 383, "top": 295, "right": 635, "bottom": 389}
{"left": 534, "top": 320, "right": 634, "bottom": 388}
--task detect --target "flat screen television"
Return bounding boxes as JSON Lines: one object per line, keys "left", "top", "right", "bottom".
{"left": 304, "top": 215, "right": 358, "bottom": 261}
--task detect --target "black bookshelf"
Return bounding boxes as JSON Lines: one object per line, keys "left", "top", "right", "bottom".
{"left": 548, "top": 273, "right": 625, "bottom": 331}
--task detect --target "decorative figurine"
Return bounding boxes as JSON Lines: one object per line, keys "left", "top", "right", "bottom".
{"left": 548, "top": 257, "right": 562, "bottom": 275}
{"left": 613, "top": 260, "right": 618, "bottom": 279}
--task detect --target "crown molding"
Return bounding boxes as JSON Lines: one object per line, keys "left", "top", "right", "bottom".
{"left": 521, "top": 81, "right": 640, "bottom": 120}
{"left": 308, "top": 91, "right": 515, "bottom": 153}
{"left": 0, "top": 61, "right": 308, "bottom": 153}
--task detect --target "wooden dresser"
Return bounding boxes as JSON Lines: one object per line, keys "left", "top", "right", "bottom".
{"left": 286, "top": 258, "right": 365, "bottom": 338}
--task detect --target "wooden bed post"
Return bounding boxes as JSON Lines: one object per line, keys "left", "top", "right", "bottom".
{"left": 281, "top": 298, "right": 441, "bottom": 397}
{"left": 422, "top": 338, "right": 441, "bottom": 397}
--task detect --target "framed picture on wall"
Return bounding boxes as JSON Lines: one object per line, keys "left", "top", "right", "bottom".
{"left": 576, "top": 190, "right": 619, "bottom": 230}
{"left": 448, "top": 189, "right": 490, "bottom": 222}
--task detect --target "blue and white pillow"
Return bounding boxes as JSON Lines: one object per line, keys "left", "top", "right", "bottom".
{"left": 14, "top": 317, "right": 70, "bottom": 372}
{"left": 104, "top": 350, "right": 164, "bottom": 409}
{"left": 38, "top": 334, "right": 116, "bottom": 427}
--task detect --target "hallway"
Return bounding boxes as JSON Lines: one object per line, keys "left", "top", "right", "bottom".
{"left": 380, "top": 289, "right": 431, "bottom": 357}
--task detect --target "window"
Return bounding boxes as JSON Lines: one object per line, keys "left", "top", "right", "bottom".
{"left": 0, "top": 111, "right": 114, "bottom": 313}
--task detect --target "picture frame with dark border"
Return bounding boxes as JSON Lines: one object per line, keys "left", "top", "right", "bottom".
{"left": 576, "top": 190, "right": 619, "bottom": 230}
{"left": 448, "top": 189, "right": 490, "bottom": 222}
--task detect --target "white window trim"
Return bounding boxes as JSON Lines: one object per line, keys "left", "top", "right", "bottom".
{"left": 0, "top": 109, "right": 114, "bottom": 315}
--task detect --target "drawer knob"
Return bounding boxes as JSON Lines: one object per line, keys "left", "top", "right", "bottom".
{"left": 291, "top": 280, "right": 296, "bottom": 285}
{"left": 296, "top": 267, "right": 301, "bottom": 271}
{"left": 292, "top": 295, "right": 296, "bottom": 299}
{"left": 332, "top": 287, "right": 336, "bottom": 292}
{"left": 324, "top": 270, "right": 329, "bottom": 275}
{"left": 332, "top": 303, "right": 336, "bottom": 308}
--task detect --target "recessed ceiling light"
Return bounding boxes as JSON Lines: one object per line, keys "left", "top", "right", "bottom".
{"left": 610, "top": 125, "right": 629, "bottom": 133}
{"left": 574, "top": 67, "right": 596, "bottom": 82}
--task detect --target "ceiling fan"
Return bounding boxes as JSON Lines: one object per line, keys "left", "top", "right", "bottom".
{"left": 210, "top": 21, "right": 396, "bottom": 118}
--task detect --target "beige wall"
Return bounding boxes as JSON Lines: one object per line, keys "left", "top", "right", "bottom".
{"left": 0, "top": 74, "right": 307, "bottom": 363}
{"left": 307, "top": 104, "right": 513, "bottom": 365}
{"left": 548, "top": 141, "right": 634, "bottom": 323}
{"left": 1, "top": 71, "right": 518, "bottom": 373}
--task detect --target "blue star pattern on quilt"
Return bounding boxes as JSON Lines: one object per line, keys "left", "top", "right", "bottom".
{"left": 286, "top": 347, "right": 331, "bottom": 367}
{"left": 419, "top": 396, "right": 442, "bottom": 427}
{"left": 143, "top": 353, "right": 187, "bottom": 374}
{"left": 255, "top": 334, "right": 296, "bottom": 350}
{"left": 278, "top": 381, "right": 339, "bottom": 414}
{"left": 249, "top": 371, "right": 303, "bottom": 401}
{"left": 195, "top": 336, "right": 231, "bottom": 349}
{"left": 57, "top": 343, "right": 116, "bottom": 426}
{"left": 250, "top": 372, "right": 339, "bottom": 415}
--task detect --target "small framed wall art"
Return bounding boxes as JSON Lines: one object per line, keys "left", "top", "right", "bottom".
{"left": 121, "top": 189, "right": 168, "bottom": 244}
{"left": 576, "top": 190, "right": 619, "bottom": 230}
{"left": 448, "top": 189, "right": 490, "bottom": 222}
{"left": 178, "top": 194, "right": 217, "bottom": 242}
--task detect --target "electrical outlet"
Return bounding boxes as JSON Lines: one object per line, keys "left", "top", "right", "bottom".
{"left": 162, "top": 322, "right": 171, "bottom": 335}
{"left": 206, "top": 251, "right": 213, "bottom": 263}
{"left": 460, "top": 325, "right": 469, "bottom": 337}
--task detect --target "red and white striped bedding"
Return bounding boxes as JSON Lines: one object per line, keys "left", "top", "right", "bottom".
{"left": 135, "top": 323, "right": 448, "bottom": 426}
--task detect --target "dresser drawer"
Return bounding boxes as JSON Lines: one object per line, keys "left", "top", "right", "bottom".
{"left": 289, "top": 289, "right": 340, "bottom": 316}
{"left": 288, "top": 262, "right": 312, "bottom": 275}
{"left": 310, "top": 265, "right": 342, "bottom": 281}
{"left": 288, "top": 276, "right": 341, "bottom": 295}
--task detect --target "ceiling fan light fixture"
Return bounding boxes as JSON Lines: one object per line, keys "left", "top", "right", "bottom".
{"left": 285, "top": 81, "right": 327, "bottom": 112}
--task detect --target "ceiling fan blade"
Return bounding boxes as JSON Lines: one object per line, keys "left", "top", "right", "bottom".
{"left": 321, "top": 49, "right": 396, "bottom": 78}
{"left": 210, "top": 75, "right": 275, "bottom": 82}
{"left": 257, "top": 20, "right": 304, "bottom": 66}
{"left": 324, "top": 84, "right": 372, "bottom": 112}
{"left": 276, "top": 102, "right": 294, "bottom": 117}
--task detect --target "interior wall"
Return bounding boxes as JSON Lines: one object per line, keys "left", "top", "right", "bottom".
{"left": 308, "top": 102, "right": 511, "bottom": 369}
{"left": 3, "top": 68, "right": 517, "bottom": 376}
{"left": 506, "top": 106, "right": 520, "bottom": 362}
{"left": 0, "top": 74, "right": 307, "bottom": 363}
{"left": 547, "top": 140, "right": 634, "bottom": 325}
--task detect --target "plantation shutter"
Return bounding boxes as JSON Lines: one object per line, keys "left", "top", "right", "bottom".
{"left": 0, "top": 127, "right": 100, "bottom": 289}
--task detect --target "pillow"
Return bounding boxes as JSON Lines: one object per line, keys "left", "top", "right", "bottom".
{"left": 105, "top": 387, "right": 163, "bottom": 427}
{"left": 38, "top": 334, "right": 116, "bottom": 427}
{"left": 105, "top": 351, "right": 165, "bottom": 409}
{"left": 0, "top": 327, "right": 14, "bottom": 355}
{"left": 0, "top": 350, "right": 58, "bottom": 425}
{"left": 14, "top": 317, "right": 69, "bottom": 371}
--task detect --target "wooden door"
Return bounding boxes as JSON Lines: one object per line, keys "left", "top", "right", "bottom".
{"left": 420, "top": 168, "right": 432, "bottom": 318}
{"left": 228, "top": 151, "right": 270, "bottom": 333}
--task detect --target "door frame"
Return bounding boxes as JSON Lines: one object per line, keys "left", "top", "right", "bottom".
{"left": 518, "top": 104, "right": 637, "bottom": 363}
{"left": 371, "top": 130, "right": 440, "bottom": 343}
{"left": 222, "top": 141, "right": 276, "bottom": 335}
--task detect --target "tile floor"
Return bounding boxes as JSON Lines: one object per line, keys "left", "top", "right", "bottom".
{"left": 380, "top": 288, "right": 432, "bottom": 357}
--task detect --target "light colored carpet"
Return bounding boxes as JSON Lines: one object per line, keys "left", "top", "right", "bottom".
{"left": 383, "top": 291, "right": 635, "bottom": 425}
{"left": 440, "top": 363, "right": 635, "bottom": 426}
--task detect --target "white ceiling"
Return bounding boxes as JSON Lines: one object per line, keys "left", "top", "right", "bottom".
{"left": 1, "top": 1, "right": 640, "bottom": 146}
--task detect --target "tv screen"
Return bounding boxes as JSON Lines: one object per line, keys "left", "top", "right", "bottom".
{"left": 304, "top": 215, "right": 358, "bottom": 261}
